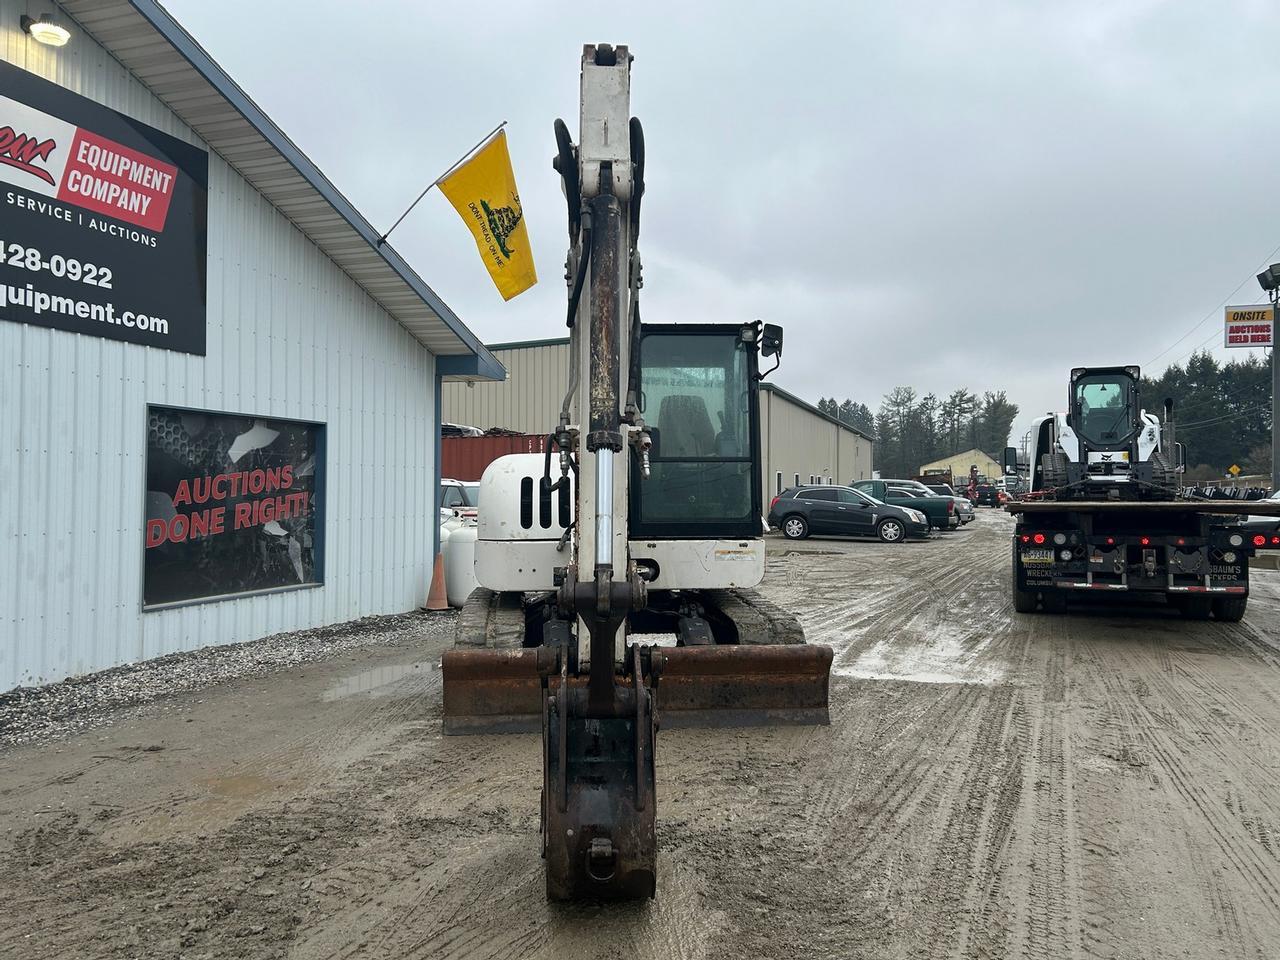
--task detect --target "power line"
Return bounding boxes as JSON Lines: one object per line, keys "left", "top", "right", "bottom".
{"left": 1145, "top": 240, "right": 1280, "bottom": 368}
{"left": 1164, "top": 326, "right": 1224, "bottom": 370}
{"left": 1174, "top": 402, "right": 1272, "bottom": 431}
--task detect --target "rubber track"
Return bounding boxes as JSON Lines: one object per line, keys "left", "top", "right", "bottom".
{"left": 453, "top": 588, "right": 525, "bottom": 649}
{"left": 702, "top": 587, "right": 806, "bottom": 645}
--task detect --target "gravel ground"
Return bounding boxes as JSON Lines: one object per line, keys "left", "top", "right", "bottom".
{"left": 0, "top": 611, "right": 456, "bottom": 748}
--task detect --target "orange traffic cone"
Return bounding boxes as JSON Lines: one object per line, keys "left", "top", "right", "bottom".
{"left": 425, "top": 552, "right": 449, "bottom": 611}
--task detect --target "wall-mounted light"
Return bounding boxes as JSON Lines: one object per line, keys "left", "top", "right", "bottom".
{"left": 21, "top": 13, "right": 71, "bottom": 47}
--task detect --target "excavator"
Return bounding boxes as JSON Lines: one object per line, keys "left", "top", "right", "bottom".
{"left": 440, "top": 45, "right": 833, "bottom": 900}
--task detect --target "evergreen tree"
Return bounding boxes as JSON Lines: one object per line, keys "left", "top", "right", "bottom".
{"left": 1142, "top": 350, "right": 1272, "bottom": 474}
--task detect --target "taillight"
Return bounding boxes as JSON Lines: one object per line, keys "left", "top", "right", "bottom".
{"left": 1020, "top": 535, "right": 1031, "bottom": 544}
{"left": 1032, "top": 533, "right": 1046, "bottom": 545}
{"left": 1105, "top": 537, "right": 1115, "bottom": 546}
{"left": 1140, "top": 536, "right": 1151, "bottom": 546}
{"left": 1255, "top": 535, "right": 1267, "bottom": 547}
{"left": 1272, "top": 535, "right": 1280, "bottom": 546}
{"left": 769, "top": 497, "right": 780, "bottom": 512}
{"left": 948, "top": 501, "right": 955, "bottom": 513}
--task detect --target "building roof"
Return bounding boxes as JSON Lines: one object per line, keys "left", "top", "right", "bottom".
{"left": 760, "top": 383, "right": 876, "bottom": 441}
{"left": 920, "top": 448, "right": 1000, "bottom": 471}
{"left": 55, "top": 0, "right": 502, "bottom": 382}
{"left": 486, "top": 336, "right": 571, "bottom": 352}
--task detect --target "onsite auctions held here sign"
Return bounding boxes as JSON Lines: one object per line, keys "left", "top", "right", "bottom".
{"left": 1223, "top": 304, "right": 1274, "bottom": 349}
{"left": 0, "top": 60, "right": 207, "bottom": 354}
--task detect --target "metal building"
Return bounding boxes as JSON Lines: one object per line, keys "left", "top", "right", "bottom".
{"left": 441, "top": 337, "right": 873, "bottom": 494}
{"left": 0, "top": 1, "right": 500, "bottom": 690}
{"left": 918, "top": 448, "right": 1002, "bottom": 481}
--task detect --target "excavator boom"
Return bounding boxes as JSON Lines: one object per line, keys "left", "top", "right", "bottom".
{"left": 439, "top": 44, "right": 832, "bottom": 901}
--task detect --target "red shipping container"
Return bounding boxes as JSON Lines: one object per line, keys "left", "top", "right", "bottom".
{"left": 442, "top": 434, "right": 548, "bottom": 481}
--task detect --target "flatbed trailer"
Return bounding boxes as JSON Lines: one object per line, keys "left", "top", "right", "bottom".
{"left": 1007, "top": 498, "right": 1280, "bottom": 620}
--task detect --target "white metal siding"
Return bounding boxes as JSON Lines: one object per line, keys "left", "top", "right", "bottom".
{"left": 441, "top": 341, "right": 570, "bottom": 434}
{"left": 1, "top": 7, "right": 437, "bottom": 688}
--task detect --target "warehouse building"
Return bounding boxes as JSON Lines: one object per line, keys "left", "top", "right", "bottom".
{"left": 1, "top": 1, "right": 500, "bottom": 690}
{"left": 442, "top": 336, "right": 873, "bottom": 495}
{"left": 919, "top": 448, "right": 1002, "bottom": 481}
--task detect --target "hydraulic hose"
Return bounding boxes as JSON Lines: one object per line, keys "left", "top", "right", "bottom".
{"left": 558, "top": 226, "right": 591, "bottom": 426}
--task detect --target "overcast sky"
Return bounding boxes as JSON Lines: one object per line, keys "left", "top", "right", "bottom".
{"left": 163, "top": 0, "right": 1279, "bottom": 444}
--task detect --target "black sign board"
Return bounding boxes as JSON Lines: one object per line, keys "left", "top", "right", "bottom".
{"left": 0, "top": 61, "right": 208, "bottom": 354}
{"left": 144, "top": 406, "right": 325, "bottom": 607}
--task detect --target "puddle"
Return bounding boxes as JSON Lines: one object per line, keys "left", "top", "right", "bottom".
{"left": 198, "top": 773, "right": 276, "bottom": 798}
{"left": 834, "top": 626, "right": 1005, "bottom": 685}
{"left": 323, "top": 661, "right": 434, "bottom": 700}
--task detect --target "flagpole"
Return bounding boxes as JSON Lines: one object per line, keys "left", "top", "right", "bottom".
{"left": 376, "top": 120, "right": 508, "bottom": 246}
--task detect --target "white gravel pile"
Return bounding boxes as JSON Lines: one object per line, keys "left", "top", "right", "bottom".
{"left": 0, "top": 610, "right": 455, "bottom": 749}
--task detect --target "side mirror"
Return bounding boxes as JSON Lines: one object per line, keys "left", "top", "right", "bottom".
{"left": 1003, "top": 446, "right": 1018, "bottom": 475}
{"left": 760, "top": 323, "right": 784, "bottom": 358}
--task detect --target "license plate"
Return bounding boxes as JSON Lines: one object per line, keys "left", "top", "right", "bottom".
{"left": 1021, "top": 548, "right": 1054, "bottom": 565}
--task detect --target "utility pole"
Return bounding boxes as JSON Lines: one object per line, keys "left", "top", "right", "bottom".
{"left": 1255, "top": 266, "right": 1280, "bottom": 492}
{"left": 1266, "top": 287, "right": 1279, "bottom": 493}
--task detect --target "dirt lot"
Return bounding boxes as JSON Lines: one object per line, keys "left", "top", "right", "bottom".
{"left": 4, "top": 509, "right": 1280, "bottom": 959}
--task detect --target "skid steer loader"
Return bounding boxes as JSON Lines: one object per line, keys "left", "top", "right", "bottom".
{"left": 1030, "top": 365, "right": 1182, "bottom": 500}
{"left": 440, "top": 44, "right": 832, "bottom": 901}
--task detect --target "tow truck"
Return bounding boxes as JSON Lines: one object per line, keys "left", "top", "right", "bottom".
{"left": 1008, "top": 365, "right": 1280, "bottom": 618}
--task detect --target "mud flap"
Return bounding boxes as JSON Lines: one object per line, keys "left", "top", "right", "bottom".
{"left": 442, "top": 643, "right": 833, "bottom": 735}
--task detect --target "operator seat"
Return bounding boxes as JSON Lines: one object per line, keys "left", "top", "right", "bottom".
{"left": 657, "top": 395, "right": 715, "bottom": 457}
{"left": 651, "top": 395, "right": 717, "bottom": 521}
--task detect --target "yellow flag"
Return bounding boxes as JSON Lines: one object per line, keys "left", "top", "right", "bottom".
{"left": 437, "top": 130, "right": 537, "bottom": 301}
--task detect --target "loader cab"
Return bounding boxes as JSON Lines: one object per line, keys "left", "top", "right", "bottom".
{"left": 629, "top": 322, "right": 765, "bottom": 539}
{"left": 1069, "top": 366, "right": 1141, "bottom": 450}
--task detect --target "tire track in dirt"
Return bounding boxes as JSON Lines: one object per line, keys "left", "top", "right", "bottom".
{"left": 1073, "top": 628, "right": 1280, "bottom": 954}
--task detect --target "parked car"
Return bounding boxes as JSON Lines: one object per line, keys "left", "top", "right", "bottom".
{"left": 440, "top": 477, "right": 480, "bottom": 520}
{"left": 441, "top": 422, "right": 485, "bottom": 438}
{"left": 886, "top": 478, "right": 974, "bottom": 525}
{"left": 1247, "top": 489, "right": 1280, "bottom": 527}
{"left": 768, "top": 485, "right": 930, "bottom": 543}
{"left": 852, "top": 479, "right": 960, "bottom": 531}
{"left": 972, "top": 482, "right": 1000, "bottom": 507}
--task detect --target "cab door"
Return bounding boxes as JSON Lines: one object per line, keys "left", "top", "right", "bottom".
{"left": 839, "top": 487, "right": 878, "bottom": 536}
{"left": 800, "top": 488, "right": 842, "bottom": 534}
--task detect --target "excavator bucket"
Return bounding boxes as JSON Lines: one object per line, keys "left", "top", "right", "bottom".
{"left": 441, "top": 642, "right": 831, "bottom": 735}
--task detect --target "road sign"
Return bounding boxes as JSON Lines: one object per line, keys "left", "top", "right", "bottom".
{"left": 1224, "top": 305, "right": 1274, "bottom": 348}
{"left": 1229, "top": 464, "right": 1242, "bottom": 477}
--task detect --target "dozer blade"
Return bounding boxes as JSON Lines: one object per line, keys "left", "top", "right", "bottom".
{"left": 442, "top": 648, "right": 542, "bottom": 735}
{"left": 656, "top": 644, "right": 833, "bottom": 728}
{"left": 441, "top": 643, "right": 832, "bottom": 735}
